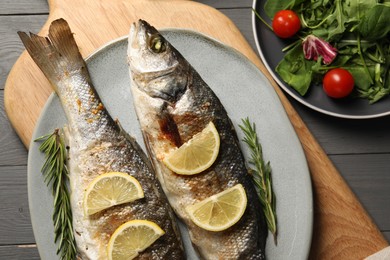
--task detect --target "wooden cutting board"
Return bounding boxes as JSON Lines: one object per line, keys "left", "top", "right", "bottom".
{"left": 4, "top": 0, "right": 388, "bottom": 258}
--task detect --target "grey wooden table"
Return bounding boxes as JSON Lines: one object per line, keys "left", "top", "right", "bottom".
{"left": 0, "top": 0, "right": 389, "bottom": 259}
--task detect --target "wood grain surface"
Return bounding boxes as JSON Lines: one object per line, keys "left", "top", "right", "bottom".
{"left": 5, "top": 0, "right": 262, "bottom": 147}
{"left": 2, "top": 0, "right": 389, "bottom": 259}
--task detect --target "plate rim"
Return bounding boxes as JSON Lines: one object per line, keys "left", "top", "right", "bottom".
{"left": 28, "top": 27, "right": 313, "bottom": 259}
{"left": 251, "top": 0, "right": 390, "bottom": 119}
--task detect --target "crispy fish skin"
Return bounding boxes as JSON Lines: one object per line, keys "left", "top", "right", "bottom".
{"left": 128, "top": 20, "right": 267, "bottom": 259}
{"left": 19, "top": 19, "right": 184, "bottom": 260}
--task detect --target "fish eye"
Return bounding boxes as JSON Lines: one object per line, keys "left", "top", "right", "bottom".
{"left": 149, "top": 34, "right": 166, "bottom": 53}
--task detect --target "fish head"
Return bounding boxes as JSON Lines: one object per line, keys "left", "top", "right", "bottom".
{"left": 128, "top": 20, "right": 189, "bottom": 104}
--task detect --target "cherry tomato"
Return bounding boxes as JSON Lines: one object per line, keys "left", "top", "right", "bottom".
{"left": 272, "top": 10, "right": 301, "bottom": 38}
{"left": 323, "top": 68, "right": 355, "bottom": 98}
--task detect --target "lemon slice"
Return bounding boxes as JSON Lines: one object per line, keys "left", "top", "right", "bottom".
{"left": 163, "top": 121, "right": 220, "bottom": 175}
{"left": 185, "top": 184, "right": 247, "bottom": 232}
{"left": 107, "top": 219, "right": 165, "bottom": 260}
{"left": 83, "top": 172, "right": 144, "bottom": 216}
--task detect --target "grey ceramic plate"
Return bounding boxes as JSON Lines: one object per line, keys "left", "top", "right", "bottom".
{"left": 28, "top": 29, "right": 312, "bottom": 259}
{"left": 252, "top": 0, "right": 390, "bottom": 119}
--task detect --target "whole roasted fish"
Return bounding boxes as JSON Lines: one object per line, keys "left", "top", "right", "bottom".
{"left": 19, "top": 19, "right": 184, "bottom": 259}
{"left": 128, "top": 20, "right": 267, "bottom": 259}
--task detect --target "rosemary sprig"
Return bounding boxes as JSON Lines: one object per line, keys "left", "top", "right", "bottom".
{"left": 35, "top": 129, "right": 77, "bottom": 260}
{"left": 239, "top": 118, "right": 277, "bottom": 243}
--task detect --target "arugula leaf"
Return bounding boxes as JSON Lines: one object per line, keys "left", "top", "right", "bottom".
{"left": 309, "top": 0, "right": 347, "bottom": 41}
{"left": 275, "top": 44, "right": 315, "bottom": 95}
{"left": 358, "top": 5, "right": 390, "bottom": 41}
{"left": 311, "top": 54, "right": 352, "bottom": 74}
{"left": 358, "top": 84, "right": 389, "bottom": 104}
{"left": 264, "top": 0, "right": 305, "bottom": 18}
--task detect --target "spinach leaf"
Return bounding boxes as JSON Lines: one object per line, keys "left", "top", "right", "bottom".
{"left": 358, "top": 5, "right": 390, "bottom": 41}
{"left": 344, "top": 0, "right": 377, "bottom": 23}
{"left": 275, "top": 44, "right": 315, "bottom": 95}
{"left": 346, "top": 65, "right": 376, "bottom": 91}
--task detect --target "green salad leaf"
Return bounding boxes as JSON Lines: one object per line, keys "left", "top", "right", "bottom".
{"left": 358, "top": 5, "right": 390, "bottom": 40}
{"left": 264, "top": 0, "right": 305, "bottom": 18}
{"left": 276, "top": 43, "right": 315, "bottom": 96}
{"left": 261, "top": 0, "right": 390, "bottom": 103}
{"left": 344, "top": 0, "right": 377, "bottom": 22}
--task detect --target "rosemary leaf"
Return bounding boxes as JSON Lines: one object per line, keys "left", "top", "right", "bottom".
{"left": 239, "top": 118, "right": 277, "bottom": 243}
{"left": 35, "top": 129, "right": 77, "bottom": 260}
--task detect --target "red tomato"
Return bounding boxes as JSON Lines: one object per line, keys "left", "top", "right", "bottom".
{"left": 272, "top": 10, "right": 301, "bottom": 38}
{"left": 323, "top": 68, "right": 355, "bottom": 98}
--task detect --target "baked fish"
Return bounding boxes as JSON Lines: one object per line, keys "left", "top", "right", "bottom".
{"left": 19, "top": 19, "right": 184, "bottom": 259}
{"left": 128, "top": 20, "right": 267, "bottom": 259}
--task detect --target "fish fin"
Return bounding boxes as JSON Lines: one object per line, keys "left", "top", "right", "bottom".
{"left": 158, "top": 103, "right": 182, "bottom": 147}
{"left": 114, "top": 119, "right": 142, "bottom": 151}
{"left": 18, "top": 18, "right": 88, "bottom": 92}
{"left": 114, "top": 119, "right": 135, "bottom": 142}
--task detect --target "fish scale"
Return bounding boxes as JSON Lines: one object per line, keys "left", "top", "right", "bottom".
{"left": 128, "top": 19, "right": 267, "bottom": 259}
{"left": 19, "top": 18, "right": 184, "bottom": 260}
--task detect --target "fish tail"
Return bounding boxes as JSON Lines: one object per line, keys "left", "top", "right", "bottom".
{"left": 18, "top": 18, "right": 88, "bottom": 92}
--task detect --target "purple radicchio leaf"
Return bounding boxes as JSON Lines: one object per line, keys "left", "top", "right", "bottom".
{"left": 302, "top": 35, "right": 337, "bottom": 65}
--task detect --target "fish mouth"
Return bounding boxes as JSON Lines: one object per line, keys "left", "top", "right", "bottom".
{"left": 129, "top": 21, "right": 140, "bottom": 48}
{"left": 138, "top": 19, "right": 159, "bottom": 35}
{"left": 129, "top": 19, "right": 159, "bottom": 45}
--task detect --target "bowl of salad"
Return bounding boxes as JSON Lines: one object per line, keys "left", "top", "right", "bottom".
{"left": 252, "top": 0, "right": 390, "bottom": 119}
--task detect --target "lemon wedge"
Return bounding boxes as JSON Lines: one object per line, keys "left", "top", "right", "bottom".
{"left": 185, "top": 184, "right": 247, "bottom": 232}
{"left": 83, "top": 172, "right": 144, "bottom": 216}
{"left": 163, "top": 121, "right": 220, "bottom": 175}
{"left": 107, "top": 219, "right": 165, "bottom": 260}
